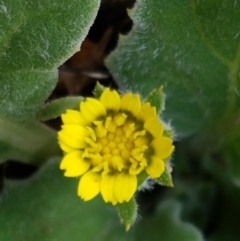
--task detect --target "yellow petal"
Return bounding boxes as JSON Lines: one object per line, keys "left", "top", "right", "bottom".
{"left": 113, "top": 113, "right": 127, "bottom": 126}
{"left": 86, "top": 127, "right": 97, "bottom": 141}
{"left": 93, "top": 120, "right": 107, "bottom": 138}
{"left": 60, "top": 151, "right": 90, "bottom": 177}
{"left": 61, "top": 110, "right": 89, "bottom": 126}
{"left": 58, "top": 125, "right": 89, "bottom": 149}
{"left": 151, "top": 137, "right": 174, "bottom": 159}
{"left": 129, "top": 165, "right": 144, "bottom": 175}
{"left": 100, "top": 88, "right": 121, "bottom": 112}
{"left": 144, "top": 117, "right": 163, "bottom": 138}
{"left": 80, "top": 98, "right": 106, "bottom": 122}
{"left": 146, "top": 156, "right": 164, "bottom": 178}
{"left": 62, "top": 125, "right": 89, "bottom": 137}
{"left": 121, "top": 93, "right": 141, "bottom": 117}
{"left": 134, "top": 136, "right": 150, "bottom": 147}
{"left": 58, "top": 131, "right": 86, "bottom": 149}
{"left": 123, "top": 122, "right": 135, "bottom": 138}
{"left": 112, "top": 156, "right": 124, "bottom": 171}
{"left": 58, "top": 133, "right": 82, "bottom": 149}
{"left": 91, "top": 153, "right": 103, "bottom": 166}
{"left": 78, "top": 171, "right": 101, "bottom": 201}
{"left": 58, "top": 141, "right": 75, "bottom": 153}
{"left": 100, "top": 174, "right": 118, "bottom": 205}
{"left": 114, "top": 172, "right": 137, "bottom": 203}
{"left": 137, "top": 102, "right": 156, "bottom": 122}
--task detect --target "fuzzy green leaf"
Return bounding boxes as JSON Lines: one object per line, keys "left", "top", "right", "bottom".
{"left": 135, "top": 200, "right": 204, "bottom": 241}
{"left": 156, "top": 165, "right": 173, "bottom": 187}
{"left": 94, "top": 82, "right": 106, "bottom": 99}
{"left": 37, "top": 96, "right": 83, "bottom": 121}
{"left": 146, "top": 86, "right": 165, "bottom": 114}
{"left": 108, "top": 0, "right": 240, "bottom": 136}
{"left": 0, "top": 116, "right": 60, "bottom": 164}
{"left": 208, "top": 178, "right": 240, "bottom": 241}
{"left": 0, "top": 0, "right": 100, "bottom": 119}
{"left": 116, "top": 198, "right": 138, "bottom": 231}
{"left": 0, "top": 160, "right": 135, "bottom": 241}
{"left": 225, "top": 139, "right": 240, "bottom": 188}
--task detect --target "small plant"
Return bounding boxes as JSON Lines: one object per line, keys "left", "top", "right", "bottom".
{"left": 1, "top": 0, "right": 240, "bottom": 240}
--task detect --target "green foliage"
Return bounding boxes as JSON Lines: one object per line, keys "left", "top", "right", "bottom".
{"left": 108, "top": 4, "right": 240, "bottom": 238}
{"left": 0, "top": 0, "right": 100, "bottom": 119}
{"left": 1, "top": 0, "right": 240, "bottom": 240}
{"left": 109, "top": 0, "right": 240, "bottom": 139}
{"left": 135, "top": 200, "right": 204, "bottom": 241}
{"left": 0, "top": 160, "right": 134, "bottom": 241}
{"left": 156, "top": 165, "right": 173, "bottom": 187}
{"left": 116, "top": 198, "right": 138, "bottom": 230}
{"left": 145, "top": 86, "right": 165, "bottom": 113}
{"left": 0, "top": 117, "right": 59, "bottom": 164}
{"left": 37, "top": 96, "right": 83, "bottom": 121}
{"left": 224, "top": 138, "right": 240, "bottom": 187}
{"left": 0, "top": 160, "right": 204, "bottom": 241}
{"left": 94, "top": 82, "right": 106, "bottom": 98}
{"left": 207, "top": 180, "right": 240, "bottom": 241}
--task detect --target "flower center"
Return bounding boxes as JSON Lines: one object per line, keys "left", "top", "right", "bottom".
{"left": 99, "top": 129, "right": 134, "bottom": 159}
{"left": 83, "top": 112, "right": 151, "bottom": 175}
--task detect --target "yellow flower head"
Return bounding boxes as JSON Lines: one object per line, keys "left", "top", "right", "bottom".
{"left": 58, "top": 88, "right": 174, "bottom": 205}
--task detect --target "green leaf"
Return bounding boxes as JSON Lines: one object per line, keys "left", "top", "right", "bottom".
{"left": 0, "top": 160, "right": 135, "bottom": 241}
{"left": 207, "top": 178, "right": 240, "bottom": 241}
{"left": 0, "top": 116, "right": 60, "bottom": 164}
{"left": 94, "top": 82, "right": 106, "bottom": 98}
{"left": 108, "top": 0, "right": 240, "bottom": 136}
{"left": 37, "top": 96, "right": 83, "bottom": 121}
{"left": 135, "top": 200, "right": 204, "bottom": 241}
{"left": 163, "top": 129, "right": 175, "bottom": 138}
{"left": 224, "top": 138, "right": 240, "bottom": 188}
{"left": 145, "top": 86, "right": 165, "bottom": 114}
{"left": 156, "top": 165, "right": 173, "bottom": 187}
{"left": 0, "top": 0, "right": 100, "bottom": 119}
{"left": 116, "top": 198, "right": 138, "bottom": 231}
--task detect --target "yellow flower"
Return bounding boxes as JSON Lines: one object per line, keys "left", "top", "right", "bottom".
{"left": 58, "top": 88, "right": 174, "bottom": 205}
